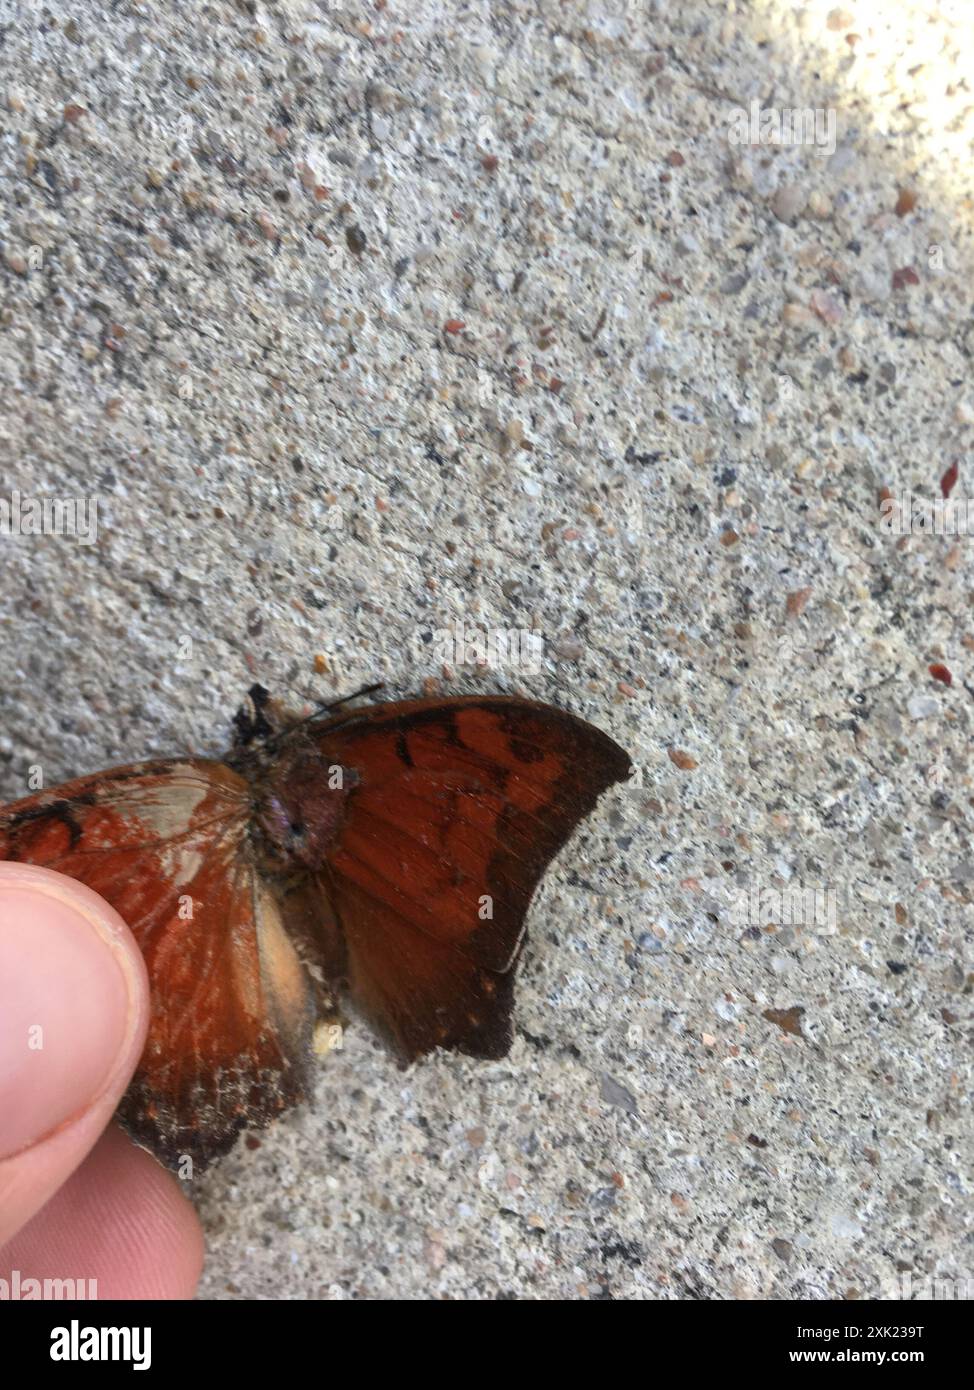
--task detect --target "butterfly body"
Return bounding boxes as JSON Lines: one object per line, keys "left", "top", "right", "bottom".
{"left": 243, "top": 742, "right": 354, "bottom": 875}
{"left": 1, "top": 689, "right": 631, "bottom": 1172}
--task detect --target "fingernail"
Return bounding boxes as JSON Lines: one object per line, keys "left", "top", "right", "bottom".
{"left": 0, "top": 866, "right": 142, "bottom": 1159}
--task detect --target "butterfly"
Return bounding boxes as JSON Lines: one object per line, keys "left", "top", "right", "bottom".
{"left": 0, "top": 686, "right": 631, "bottom": 1173}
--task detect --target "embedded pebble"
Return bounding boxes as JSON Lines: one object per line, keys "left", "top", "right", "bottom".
{"left": 771, "top": 184, "right": 807, "bottom": 222}
{"left": 908, "top": 696, "right": 940, "bottom": 720}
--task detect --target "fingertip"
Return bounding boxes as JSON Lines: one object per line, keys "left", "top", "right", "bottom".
{"left": 0, "top": 865, "right": 151, "bottom": 1246}
{"left": 0, "top": 1125, "right": 204, "bottom": 1299}
{"left": 0, "top": 863, "right": 149, "bottom": 1161}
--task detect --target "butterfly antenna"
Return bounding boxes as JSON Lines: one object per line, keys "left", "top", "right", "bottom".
{"left": 262, "top": 682, "right": 385, "bottom": 752}
{"left": 312, "top": 682, "right": 385, "bottom": 715}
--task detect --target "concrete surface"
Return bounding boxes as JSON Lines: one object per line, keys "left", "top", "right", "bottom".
{"left": 1, "top": 0, "right": 971, "bottom": 1298}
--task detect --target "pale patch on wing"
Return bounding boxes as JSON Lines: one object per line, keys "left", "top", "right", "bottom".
{"left": 254, "top": 879, "right": 313, "bottom": 1044}
{"left": 99, "top": 764, "right": 212, "bottom": 840}
{"left": 161, "top": 846, "right": 205, "bottom": 888}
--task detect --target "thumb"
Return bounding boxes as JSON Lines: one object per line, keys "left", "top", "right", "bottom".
{"left": 0, "top": 863, "right": 149, "bottom": 1246}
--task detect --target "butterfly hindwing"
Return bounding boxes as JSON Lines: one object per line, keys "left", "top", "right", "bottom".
{"left": 120, "top": 851, "right": 315, "bottom": 1174}
{"left": 0, "top": 761, "right": 315, "bottom": 1173}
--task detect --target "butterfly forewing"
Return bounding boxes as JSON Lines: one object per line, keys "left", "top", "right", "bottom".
{"left": 309, "top": 697, "right": 632, "bottom": 1061}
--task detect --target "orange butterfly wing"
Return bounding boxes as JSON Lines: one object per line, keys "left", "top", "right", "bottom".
{"left": 0, "top": 761, "right": 314, "bottom": 1172}
{"left": 310, "top": 697, "right": 631, "bottom": 1061}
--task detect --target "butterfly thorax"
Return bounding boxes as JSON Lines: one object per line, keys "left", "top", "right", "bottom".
{"left": 246, "top": 745, "right": 356, "bottom": 874}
